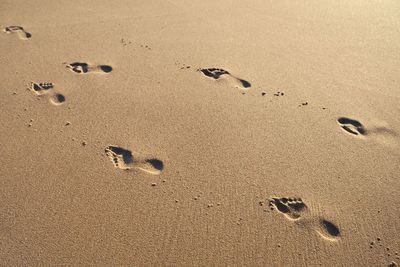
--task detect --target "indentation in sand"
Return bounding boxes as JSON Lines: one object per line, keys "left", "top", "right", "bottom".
{"left": 105, "top": 145, "right": 163, "bottom": 175}
{"left": 316, "top": 219, "right": 341, "bottom": 241}
{"left": 268, "top": 196, "right": 341, "bottom": 241}
{"left": 30, "top": 82, "right": 53, "bottom": 95}
{"left": 50, "top": 93, "right": 66, "bottom": 105}
{"left": 269, "top": 197, "right": 308, "bottom": 220}
{"left": 337, "top": 117, "right": 366, "bottom": 136}
{"left": 3, "top": 26, "right": 31, "bottom": 40}
{"left": 199, "top": 68, "right": 251, "bottom": 90}
{"left": 338, "top": 117, "right": 399, "bottom": 148}
{"left": 66, "top": 62, "right": 113, "bottom": 74}
{"left": 29, "top": 82, "right": 66, "bottom": 106}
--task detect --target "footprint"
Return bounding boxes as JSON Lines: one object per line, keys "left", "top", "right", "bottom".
{"left": 30, "top": 82, "right": 53, "bottom": 95}
{"left": 338, "top": 117, "right": 400, "bottom": 148}
{"left": 337, "top": 117, "right": 366, "bottom": 136}
{"left": 29, "top": 82, "right": 65, "bottom": 106}
{"left": 105, "top": 145, "right": 163, "bottom": 175}
{"left": 66, "top": 62, "right": 113, "bottom": 74}
{"left": 267, "top": 196, "right": 341, "bottom": 241}
{"left": 3, "top": 26, "right": 31, "bottom": 40}
{"left": 199, "top": 68, "right": 251, "bottom": 89}
{"left": 269, "top": 197, "right": 308, "bottom": 220}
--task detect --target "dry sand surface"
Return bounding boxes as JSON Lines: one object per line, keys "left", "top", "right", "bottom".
{"left": 1, "top": 0, "right": 400, "bottom": 266}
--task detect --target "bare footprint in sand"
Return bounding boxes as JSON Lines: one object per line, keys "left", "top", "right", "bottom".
{"left": 337, "top": 117, "right": 366, "bottom": 136}
{"left": 199, "top": 68, "right": 251, "bottom": 90}
{"left": 3, "top": 26, "right": 31, "bottom": 40}
{"left": 268, "top": 196, "right": 340, "bottom": 241}
{"left": 66, "top": 62, "right": 113, "bottom": 74}
{"left": 105, "top": 145, "right": 163, "bottom": 175}
{"left": 338, "top": 117, "right": 399, "bottom": 147}
{"left": 29, "top": 82, "right": 66, "bottom": 106}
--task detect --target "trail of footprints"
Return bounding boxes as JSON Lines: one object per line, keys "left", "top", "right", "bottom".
{"left": 195, "top": 67, "right": 396, "bottom": 146}
{"left": 7, "top": 24, "right": 400, "bottom": 255}
{"left": 4, "top": 23, "right": 392, "bottom": 143}
{"left": 3, "top": 24, "right": 396, "bottom": 143}
{"left": 195, "top": 67, "right": 397, "bottom": 145}
{"left": 268, "top": 197, "right": 341, "bottom": 241}
{"left": 26, "top": 60, "right": 113, "bottom": 105}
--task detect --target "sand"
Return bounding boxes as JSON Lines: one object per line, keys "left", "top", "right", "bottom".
{"left": 1, "top": 0, "right": 399, "bottom": 266}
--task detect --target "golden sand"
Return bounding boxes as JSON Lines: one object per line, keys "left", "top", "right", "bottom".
{"left": 1, "top": 0, "right": 399, "bottom": 265}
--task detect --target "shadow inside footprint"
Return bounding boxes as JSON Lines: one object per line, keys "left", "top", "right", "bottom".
{"left": 316, "top": 219, "right": 341, "bottom": 241}
{"left": 146, "top": 159, "right": 164, "bottom": 172}
{"left": 50, "top": 93, "right": 66, "bottom": 105}
{"left": 321, "top": 219, "right": 340, "bottom": 237}
{"left": 238, "top": 79, "right": 251, "bottom": 88}
{"left": 200, "top": 68, "right": 251, "bottom": 89}
{"left": 275, "top": 201, "right": 290, "bottom": 214}
{"left": 338, "top": 117, "right": 366, "bottom": 136}
{"left": 99, "top": 65, "right": 113, "bottom": 73}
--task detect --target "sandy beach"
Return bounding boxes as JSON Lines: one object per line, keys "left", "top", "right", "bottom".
{"left": 1, "top": 0, "right": 399, "bottom": 266}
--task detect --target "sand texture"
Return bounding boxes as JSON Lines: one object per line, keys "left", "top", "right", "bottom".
{"left": 1, "top": 0, "right": 400, "bottom": 266}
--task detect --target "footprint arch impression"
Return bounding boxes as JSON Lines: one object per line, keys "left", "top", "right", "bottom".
{"left": 3, "top": 26, "right": 31, "bottom": 40}
{"left": 337, "top": 117, "right": 366, "bottom": 136}
{"left": 268, "top": 196, "right": 341, "bottom": 241}
{"left": 105, "top": 145, "right": 163, "bottom": 175}
{"left": 199, "top": 68, "right": 251, "bottom": 90}
{"left": 66, "top": 62, "right": 113, "bottom": 74}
